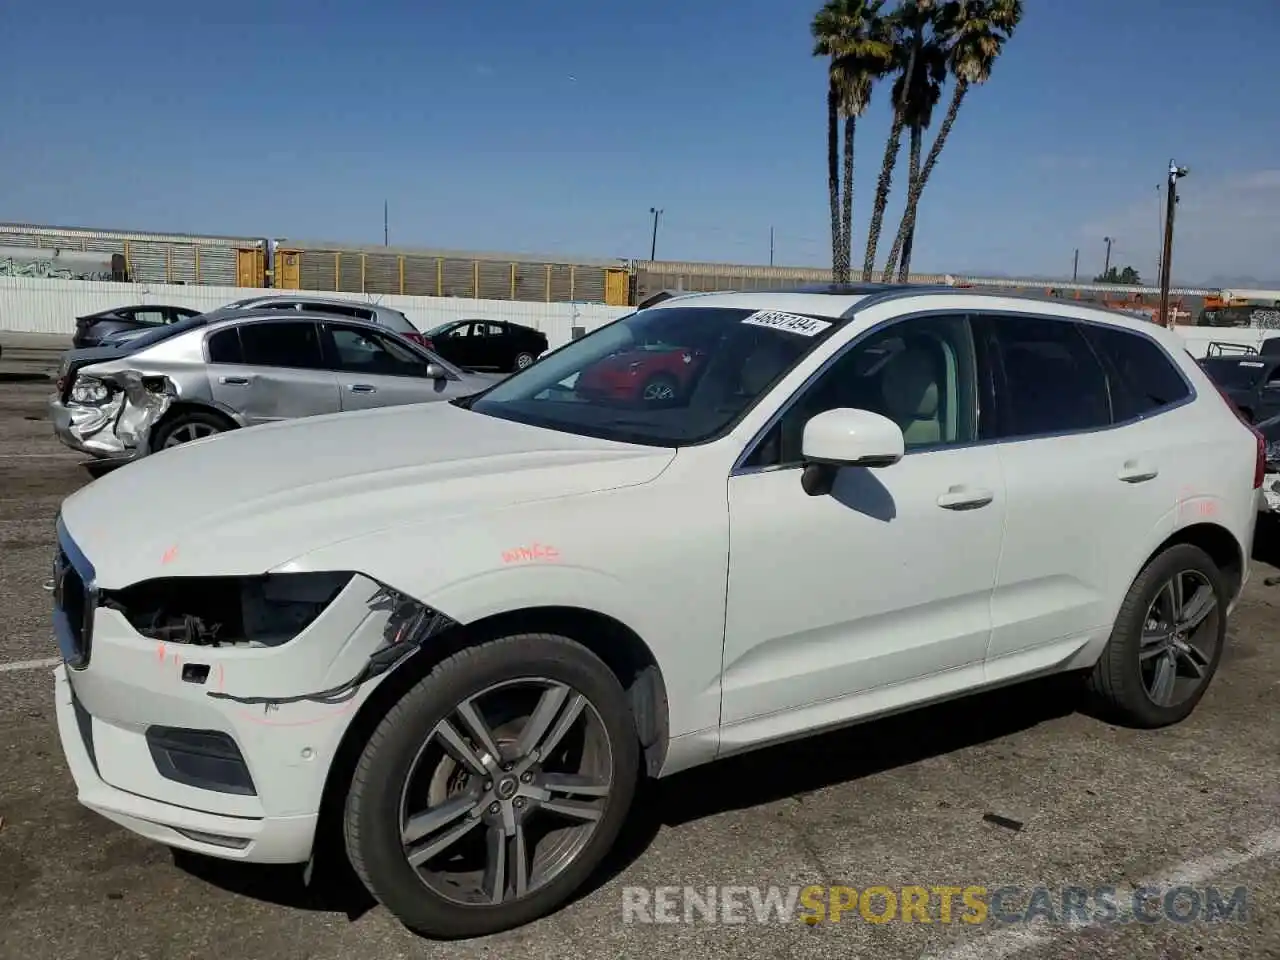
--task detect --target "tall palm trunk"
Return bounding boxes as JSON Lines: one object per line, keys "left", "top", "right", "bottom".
{"left": 826, "top": 82, "right": 843, "bottom": 283}
{"left": 886, "top": 80, "right": 969, "bottom": 283}
{"left": 840, "top": 114, "right": 856, "bottom": 283}
{"left": 884, "top": 123, "right": 923, "bottom": 281}
{"left": 862, "top": 111, "right": 904, "bottom": 281}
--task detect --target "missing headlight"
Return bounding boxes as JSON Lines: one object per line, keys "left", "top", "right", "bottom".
{"left": 101, "top": 572, "right": 355, "bottom": 647}
{"left": 205, "top": 583, "right": 458, "bottom": 707}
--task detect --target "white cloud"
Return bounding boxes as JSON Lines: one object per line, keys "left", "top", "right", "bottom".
{"left": 1078, "top": 170, "right": 1280, "bottom": 285}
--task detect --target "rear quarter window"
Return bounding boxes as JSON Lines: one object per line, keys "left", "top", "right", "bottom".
{"left": 1083, "top": 324, "right": 1192, "bottom": 420}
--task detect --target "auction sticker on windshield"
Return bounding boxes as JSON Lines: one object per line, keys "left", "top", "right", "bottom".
{"left": 741, "top": 311, "right": 833, "bottom": 337}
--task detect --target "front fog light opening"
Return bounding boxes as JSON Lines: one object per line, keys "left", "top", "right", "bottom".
{"left": 206, "top": 583, "right": 457, "bottom": 708}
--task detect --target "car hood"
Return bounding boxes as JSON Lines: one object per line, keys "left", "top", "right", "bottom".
{"left": 58, "top": 401, "right": 675, "bottom": 588}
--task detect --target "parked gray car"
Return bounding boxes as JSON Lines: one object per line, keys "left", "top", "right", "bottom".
{"left": 98, "top": 294, "right": 425, "bottom": 347}
{"left": 50, "top": 310, "right": 502, "bottom": 461}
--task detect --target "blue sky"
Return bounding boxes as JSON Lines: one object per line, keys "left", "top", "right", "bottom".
{"left": 2, "top": 0, "right": 1277, "bottom": 284}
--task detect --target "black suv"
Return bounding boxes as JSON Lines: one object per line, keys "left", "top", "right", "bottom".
{"left": 1198, "top": 353, "right": 1280, "bottom": 423}
{"left": 421, "top": 319, "right": 548, "bottom": 372}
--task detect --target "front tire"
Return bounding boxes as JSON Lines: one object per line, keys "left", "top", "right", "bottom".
{"left": 1087, "top": 543, "right": 1227, "bottom": 727}
{"left": 343, "top": 633, "right": 640, "bottom": 939}
{"left": 151, "top": 410, "right": 230, "bottom": 451}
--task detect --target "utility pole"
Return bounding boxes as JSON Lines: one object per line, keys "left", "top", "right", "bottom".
{"left": 1072, "top": 248, "right": 1079, "bottom": 282}
{"left": 649, "top": 207, "right": 663, "bottom": 261}
{"left": 769, "top": 226, "right": 775, "bottom": 267}
{"left": 383, "top": 200, "right": 388, "bottom": 247}
{"left": 1155, "top": 183, "right": 1163, "bottom": 279}
{"left": 1158, "top": 159, "right": 1190, "bottom": 327}
{"left": 1103, "top": 236, "right": 1113, "bottom": 279}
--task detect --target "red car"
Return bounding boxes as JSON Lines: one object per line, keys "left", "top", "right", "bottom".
{"left": 576, "top": 342, "right": 708, "bottom": 403}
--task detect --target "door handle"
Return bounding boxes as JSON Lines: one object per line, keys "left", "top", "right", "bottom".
{"left": 219, "top": 376, "right": 250, "bottom": 385}
{"left": 348, "top": 383, "right": 377, "bottom": 394}
{"left": 936, "top": 486, "right": 995, "bottom": 510}
{"left": 1118, "top": 461, "right": 1159, "bottom": 483}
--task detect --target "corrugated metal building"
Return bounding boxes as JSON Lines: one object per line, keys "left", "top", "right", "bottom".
{"left": 0, "top": 222, "right": 267, "bottom": 287}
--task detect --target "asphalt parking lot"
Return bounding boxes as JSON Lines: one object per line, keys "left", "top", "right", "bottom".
{"left": 2, "top": 337, "right": 1279, "bottom": 960}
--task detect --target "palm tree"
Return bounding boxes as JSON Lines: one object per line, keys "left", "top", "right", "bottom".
{"left": 883, "top": 37, "right": 947, "bottom": 282}
{"left": 812, "top": 0, "right": 893, "bottom": 283}
{"left": 884, "top": 0, "right": 1023, "bottom": 281}
{"left": 862, "top": 0, "right": 940, "bottom": 282}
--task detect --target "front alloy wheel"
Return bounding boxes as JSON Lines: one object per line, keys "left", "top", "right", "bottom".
{"left": 400, "top": 678, "right": 612, "bottom": 905}
{"left": 344, "top": 633, "right": 639, "bottom": 938}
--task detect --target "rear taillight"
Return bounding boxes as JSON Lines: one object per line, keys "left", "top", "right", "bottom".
{"left": 1209, "top": 379, "right": 1266, "bottom": 488}
{"left": 402, "top": 332, "right": 427, "bottom": 346}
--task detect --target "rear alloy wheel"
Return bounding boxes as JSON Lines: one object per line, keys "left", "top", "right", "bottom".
{"left": 152, "top": 411, "right": 229, "bottom": 451}
{"left": 514, "top": 352, "right": 536, "bottom": 370}
{"left": 344, "top": 634, "right": 639, "bottom": 938}
{"left": 1087, "top": 543, "right": 1227, "bottom": 727}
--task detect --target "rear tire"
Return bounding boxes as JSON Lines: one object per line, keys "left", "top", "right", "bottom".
{"left": 343, "top": 633, "right": 640, "bottom": 939}
{"left": 513, "top": 351, "right": 536, "bottom": 371}
{"left": 1087, "top": 543, "right": 1227, "bottom": 728}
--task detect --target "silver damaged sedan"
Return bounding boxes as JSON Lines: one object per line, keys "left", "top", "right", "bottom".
{"left": 49, "top": 309, "right": 505, "bottom": 461}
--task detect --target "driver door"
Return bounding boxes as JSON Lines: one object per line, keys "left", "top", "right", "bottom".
{"left": 321, "top": 322, "right": 458, "bottom": 410}
{"left": 720, "top": 313, "right": 1006, "bottom": 745}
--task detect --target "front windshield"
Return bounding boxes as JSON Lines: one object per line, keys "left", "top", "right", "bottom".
{"left": 1201, "top": 358, "right": 1266, "bottom": 390}
{"left": 463, "top": 305, "right": 842, "bottom": 446}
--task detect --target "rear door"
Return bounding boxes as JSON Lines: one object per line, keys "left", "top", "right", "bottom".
{"left": 205, "top": 319, "right": 341, "bottom": 426}
{"left": 978, "top": 312, "right": 1187, "bottom": 683}
{"left": 435, "top": 321, "right": 480, "bottom": 368}
{"left": 321, "top": 322, "right": 462, "bottom": 411}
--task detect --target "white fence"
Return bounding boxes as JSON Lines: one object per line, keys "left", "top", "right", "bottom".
{"left": 0, "top": 277, "right": 632, "bottom": 348}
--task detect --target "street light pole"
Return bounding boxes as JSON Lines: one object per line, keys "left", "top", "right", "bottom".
{"left": 1158, "top": 160, "right": 1189, "bottom": 327}
{"left": 1072, "top": 248, "right": 1079, "bottom": 282}
{"left": 1103, "top": 236, "right": 1113, "bottom": 278}
{"left": 649, "top": 207, "right": 663, "bottom": 261}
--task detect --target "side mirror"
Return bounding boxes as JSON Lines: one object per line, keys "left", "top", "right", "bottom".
{"left": 425, "top": 362, "right": 447, "bottom": 380}
{"left": 800, "top": 408, "right": 905, "bottom": 496}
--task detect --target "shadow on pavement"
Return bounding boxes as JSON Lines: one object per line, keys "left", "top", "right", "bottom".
{"left": 1252, "top": 512, "right": 1280, "bottom": 570}
{"left": 0, "top": 371, "right": 52, "bottom": 384}
{"left": 171, "top": 673, "right": 1084, "bottom": 927}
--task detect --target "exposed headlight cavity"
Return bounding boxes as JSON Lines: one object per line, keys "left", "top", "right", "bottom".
{"left": 101, "top": 572, "right": 355, "bottom": 647}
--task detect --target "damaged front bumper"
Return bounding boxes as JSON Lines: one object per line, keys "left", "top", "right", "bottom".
{"left": 48, "top": 371, "right": 176, "bottom": 460}
{"left": 51, "top": 520, "right": 453, "bottom": 864}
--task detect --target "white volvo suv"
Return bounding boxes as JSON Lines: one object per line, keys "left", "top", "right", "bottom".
{"left": 50, "top": 286, "right": 1262, "bottom": 938}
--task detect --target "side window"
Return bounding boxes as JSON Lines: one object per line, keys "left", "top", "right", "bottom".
{"left": 327, "top": 326, "right": 428, "bottom": 376}
{"left": 132, "top": 309, "right": 167, "bottom": 325}
{"left": 485, "top": 323, "right": 504, "bottom": 337}
{"left": 984, "top": 314, "right": 1111, "bottom": 438}
{"left": 743, "top": 314, "right": 978, "bottom": 468}
{"left": 1082, "top": 324, "right": 1192, "bottom": 420}
{"left": 446, "top": 323, "right": 472, "bottom": 338}
{"left": 238, "top": 321, "right": 324, "bottom": 369}
{"left": 207, "top": 328, "right": 243, "bottom": 364}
